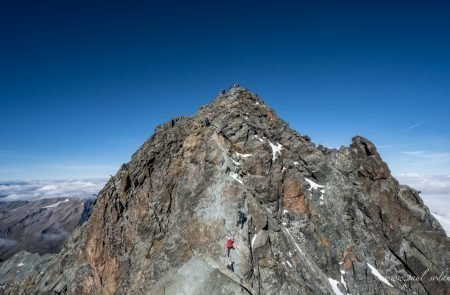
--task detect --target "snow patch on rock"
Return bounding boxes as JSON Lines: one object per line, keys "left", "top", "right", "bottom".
{"left": 251, "top": 234, "right": 258, "bottom": 248}
{"left": 268, "top": 140, "right": 283, "bottom": 160}
{"left": 229, "top": 172, "right": 243, "bottom": 184}
{"left": 340, "top": 270, "right": 348, "bottom": 292}
{"left": 254, "top": 135, "right": 265, "bottom": 142}
{"left": 305, "top": 178, "right": 325, "bottom": 201}
{"left": 42, "top": 199, "right": 69, "bottom": 209}
{"left": 235, "top": 152, "right": 252, "bottom": 158}
{"left": 328, "top": 278, "right": 344, "bottom": 295}
{"left": 367, "top": 263, "right": 394, "bottom": 287}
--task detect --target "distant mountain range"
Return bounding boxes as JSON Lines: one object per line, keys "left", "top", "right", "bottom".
{"left": 0, "top": 179, "right": 104, "bottom": 262}
{"left": 0, "top": 197, "right": 94, "bottom": 262}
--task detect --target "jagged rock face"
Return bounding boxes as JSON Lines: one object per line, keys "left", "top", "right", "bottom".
{"left": 0, "top": 88, "right": 449, "bottom": 295}
{"left": 0, "top": 198, "right": 92, "bottom": 262}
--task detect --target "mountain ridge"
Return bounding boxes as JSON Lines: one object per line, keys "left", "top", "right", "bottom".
{"left": 0, "top": 87, "right": 448, "bottom": 294}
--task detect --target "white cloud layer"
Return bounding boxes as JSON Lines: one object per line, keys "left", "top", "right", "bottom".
{"left": 1, "top": 175, "right": 447, "bottom": 235}
{"left": 396, "top": 174, "right": 450, "bottom": 195}
{"left": 0, "top": 178, "right": 107, "bottom": 202}
{"left": 400, "top": 150, "right": 450, "bottom": 160}
{"left": 395, "top": 173, "right": 450, "bottom": 235}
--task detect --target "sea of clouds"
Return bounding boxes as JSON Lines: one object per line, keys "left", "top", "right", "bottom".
{"left": 0, "top": 175, "right": 448, "bottom": 235}
{"left": 0, "top": 178, "right": 108, "bottom": 201}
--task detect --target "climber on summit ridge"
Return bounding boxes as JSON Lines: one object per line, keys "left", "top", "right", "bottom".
{"left": 236, "top": 210, "right": 246, "bottom": 229}
{"left": 226, "top": 238, "right": 235, "bottom": 257}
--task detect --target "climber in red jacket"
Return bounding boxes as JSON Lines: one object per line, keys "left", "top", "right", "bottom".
{"left": 226, "top": 238, "right": 235, "bottom": 257}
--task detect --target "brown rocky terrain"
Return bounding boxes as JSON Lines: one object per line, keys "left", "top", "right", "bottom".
{"left": 0, "top": 87, "right": 448, "bottom": 294}
{"left": 0, "top": 198, "right": 93, "bottom": 262}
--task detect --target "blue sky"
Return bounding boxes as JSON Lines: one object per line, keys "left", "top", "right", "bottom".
{"left": 1, "top": 0, "right": 449, "bottom": 181}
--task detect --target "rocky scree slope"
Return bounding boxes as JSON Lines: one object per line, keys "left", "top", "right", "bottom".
{"left": 0, "top": 88, "right": 449, "bottom": 295}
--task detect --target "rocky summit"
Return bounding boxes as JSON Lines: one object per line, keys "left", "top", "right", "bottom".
{"left": 0, "top": 88, "right": 449, "bottom": 295}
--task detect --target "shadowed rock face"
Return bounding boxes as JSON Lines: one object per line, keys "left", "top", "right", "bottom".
{"left": 0, "top": 198, "right": 93, "bottom": 262}
{"left": 0, "top": 88, "right": 448, "bottom": 294}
